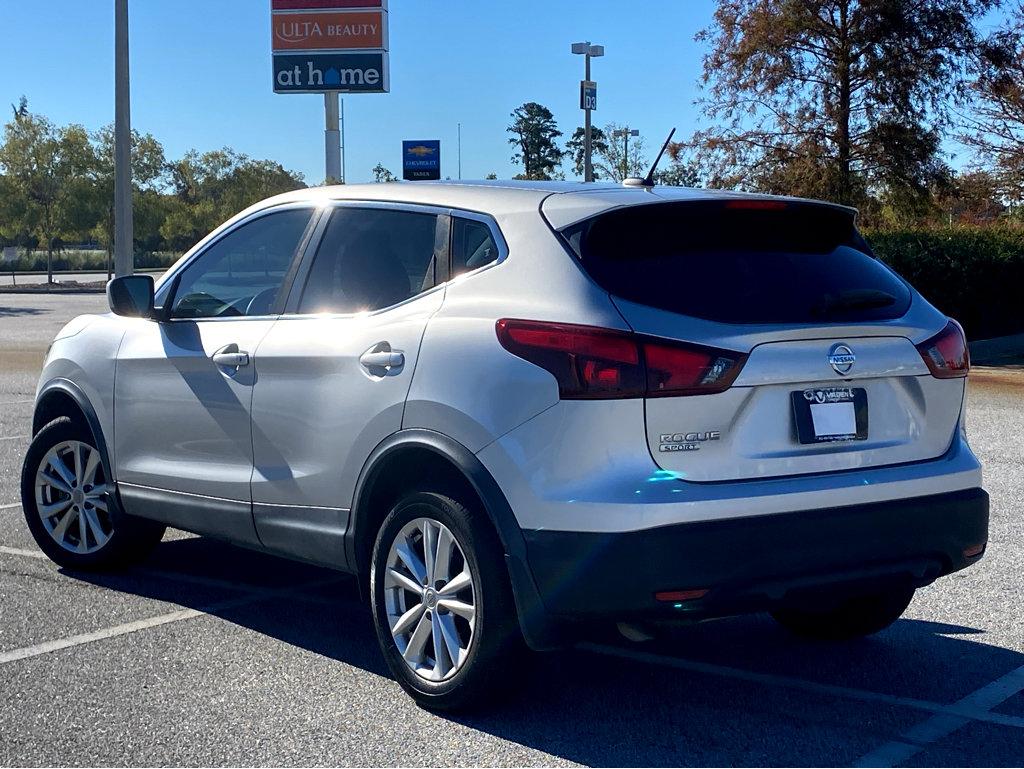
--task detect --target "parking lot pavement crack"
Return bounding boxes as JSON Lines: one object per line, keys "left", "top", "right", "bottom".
{"left": 853, "top": 664, "right": 1024, "bottom": 767}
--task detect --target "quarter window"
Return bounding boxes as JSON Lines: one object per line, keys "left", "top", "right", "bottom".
{"left": 451, "top": 217, "right": 499, "bottom": 277}
{"left": 299, "top": 208, "right": 440, "bottom": 314}
{"left": 169, "top": 208, "right": 312, "bottom": 319}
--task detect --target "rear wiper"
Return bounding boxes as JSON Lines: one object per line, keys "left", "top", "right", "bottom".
{"left": 813, "top": 289, "right": 897, "bottom": 316}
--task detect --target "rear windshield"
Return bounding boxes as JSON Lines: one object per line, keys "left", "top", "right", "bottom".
{"left": 561, "top": 201, "right": 911, "bottom": 324}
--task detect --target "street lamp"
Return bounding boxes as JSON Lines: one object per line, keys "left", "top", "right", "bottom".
{"left": 114, "top": 0, "right": 133, "bottom": 278}
{"left": 612, "top": 127, "right": 639, "bottom": 181}
{"left": 571, "top": 41, "right": 604, "bottom": 183}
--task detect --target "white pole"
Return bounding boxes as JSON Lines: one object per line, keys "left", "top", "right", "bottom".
{"left": 340, "top": 98, "right": 346, "bottom": 184}
{"left": 324, "top": 92, "right": 341, "bottom": 183}
{"left": 114, "top": 0, "right": 133, "bottom": 278}
{"left": 458, "top": 122, "right": 462, "bottom": 180}
{"left": 584, "top": 48, "right": 592, "bottom": 183}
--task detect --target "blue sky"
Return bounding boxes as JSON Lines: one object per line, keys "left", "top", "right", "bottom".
{"left": 1, "top": 0, "right": 718, "bottom": 184}
{"left": 0, "top": 1, "right": 1006, "bottom": 185}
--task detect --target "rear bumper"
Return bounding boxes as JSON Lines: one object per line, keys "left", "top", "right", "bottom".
{"left": 522, "top": 488, "right": 989, "bottom": 621}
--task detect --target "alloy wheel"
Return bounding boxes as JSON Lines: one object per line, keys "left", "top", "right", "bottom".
{"left": 34, "top": 440, "right": 114, "bottom": 554}
{"left": 384, "top": 517, "right": 477, "bottom": 681}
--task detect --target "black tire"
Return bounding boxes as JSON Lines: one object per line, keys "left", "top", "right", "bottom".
{"left": 370, "top": 491, "right": 523, "bottom": 711}
{"left": 21, "top": 417, "right": 165, "bottom": 570}
{"left": 770, "top": 586, "right": 915, "bottom": 641}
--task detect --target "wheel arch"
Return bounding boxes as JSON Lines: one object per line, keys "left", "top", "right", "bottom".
{"left": 347, "top": 428, "right": 559, "bottom": 649}
{"left": 32, "top": 379, "right": 113, "bottom": 482}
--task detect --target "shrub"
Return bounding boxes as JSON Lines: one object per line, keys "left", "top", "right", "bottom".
{"left": 865, "top": 226, "right": 1024, "bottom": 341}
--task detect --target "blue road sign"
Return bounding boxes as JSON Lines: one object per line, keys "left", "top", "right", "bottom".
{"left": 403, "top": 140, "right": 441, "bottom": 181}
{"left": 581, "top": 80, "right": 597, "bottom": 111}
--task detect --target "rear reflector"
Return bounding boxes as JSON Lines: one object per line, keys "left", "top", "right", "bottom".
{"left": 655, "top": 589, "right": 709, "bottom": 602}
{"left": 963, "top": 543, "right": 985, "bottom": 558}
{"left": 496, "top": 319, "right": 746, "bottom": 400}
{"left": 916, "top": 320, "right": 969, "bottom": 379}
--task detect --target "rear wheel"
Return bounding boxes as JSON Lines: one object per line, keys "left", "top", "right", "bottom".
{"left": 771, "top": 586, "right": 915, "bottom": 641}
{"left": 370, "top": 491, "right": 522, "bottom": 711}
{"left": 21, "top": 417, "right": 165, "bottom": 570}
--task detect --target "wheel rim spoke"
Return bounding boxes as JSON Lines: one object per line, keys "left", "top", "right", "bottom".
{"left": 439, "top": 570, "right": 471, "bottom": 598}
{"left": 394, "top": 540, "right": 427, "bottom": 586}
{"left": 391, "top": 601, "right": 424, "bottom": 636}
{"left": 402, "top": 612, "right": 432, "bottom": 664}
{"left": 82, "top": 449, "right": 101, "bottom": 487}
{"left": 437, "top": 598, "right": 475, "bottom": 622}
{"left": 437, "top": 613, "right": 463, "bottom": 670}
{"left": 384, "top": 516, "right": 476, "bottom": 682}
{"left": 433, "top": 525, "right": 453, "bottom": 584}
{"left": 38, "top": 498, "right": 71, "bottom": 519}
{"left": 83, "top": 509, "right": 110, "bottom": 549}
{"left": 48, "top": 453, "right": 76, "bottom": 488}
{"left": 76, "top": 510, "right": 89, "bottom": 552}
{"left": 50, "top": 508, "right": 78, "bottom": 540}
{"left": 430, "top": 611, "right": 452, "bottom": 679}
{"left": 386, "top": 567, "right": 423, "bottom": 596}
{"left": 422, "top": 519, "right": 437, "bottom": 584}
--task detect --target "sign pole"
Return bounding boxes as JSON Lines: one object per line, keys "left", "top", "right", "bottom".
{"left": 583, "top": 50, "right": 592, "bottom": 183}
{"left": 340, "top": 97, "right": 346, "bottom": 184}
{"left": 325, "top": 92, "right": 341, "bottom": 183}
{"left": 114, "top": 0, "right": 133, "bottom": 278}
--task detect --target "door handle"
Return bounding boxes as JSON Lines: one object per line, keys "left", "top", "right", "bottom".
{"left": 359, "top": 350, "right": 405, "bottom": 369}
{"left": 212, "top": 348, "right": 250, "bottom": 368}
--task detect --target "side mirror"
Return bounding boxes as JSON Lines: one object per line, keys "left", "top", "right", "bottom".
{"left": 107, "top": 275, "right": 155, "bottom": 318}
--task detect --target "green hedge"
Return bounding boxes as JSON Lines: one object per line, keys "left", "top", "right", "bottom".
{"left": 2, "top": 250, "right": 180, "bottom": 274}
{"left": 865, "top": 227, "right": 1024, "bottom": 341}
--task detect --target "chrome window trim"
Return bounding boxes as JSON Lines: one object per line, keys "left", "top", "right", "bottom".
{"left": 154, "top": 201, "right": 320, "bottom": 323}
{"left": 279, "top": 199, "right": 509, "bottom": 320}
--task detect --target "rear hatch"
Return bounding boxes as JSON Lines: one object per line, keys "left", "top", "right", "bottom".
{"left": 559, "top": 198, "right": 965, "bottom": 482}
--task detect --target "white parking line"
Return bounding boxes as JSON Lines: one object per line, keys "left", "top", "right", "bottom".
{"left": 0, "top": 575, "right": 347, "bottom": 666}
{"left": 581, "top": 643, "right": 1024, "bottom": 731}
{"left": 855, "top": 664, "right": 1024, "bottom": 767}
{"left": 0, "top": 545, "right": 46, "bottom": 559}
{"left": 0, "top": 435, "right": 27, "bottom": 441}
{"left": 0, "top": 502, "right": 21, "bottom": 510}
{"left": 0, "top": 608, "right": 204, "bottom": 665}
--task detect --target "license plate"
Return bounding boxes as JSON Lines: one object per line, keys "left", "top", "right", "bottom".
{"left": 791, "top": 387, "right": 868, "bottom": 444}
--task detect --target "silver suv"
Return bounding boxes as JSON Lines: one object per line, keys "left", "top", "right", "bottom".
{"left": 22, "top": 181, "right": 988, "bottom": 710}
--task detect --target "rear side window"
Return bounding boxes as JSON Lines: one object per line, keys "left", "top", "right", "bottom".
{"left": 299, "top": 208, "right": 439, "bottom": 314}
{"left": 451, "top": 217, "right": 499, "bottom": 277}
{"left": 562, "top": 201, "right": 911, "bottom": 324}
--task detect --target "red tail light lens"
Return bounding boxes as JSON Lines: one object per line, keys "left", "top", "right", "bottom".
{"left": 496, "top": 319, "right": 747, "bottom": 399}
{"left": 495, "top": 320, "right": 644, "bottom": 398}
{"left": 916, "top": 320, "right": 969, "bottom": 379}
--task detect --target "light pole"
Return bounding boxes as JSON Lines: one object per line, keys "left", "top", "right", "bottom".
{"left": 612, "top": 127, "right": 639, "bottom": 181}
{"left": 571, "top": 41, "right": 603, "bottom": 183}
{"left": 114, "top": 0, "right": 133, "bottom": 278}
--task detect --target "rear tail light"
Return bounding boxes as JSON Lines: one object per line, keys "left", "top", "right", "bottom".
{"left": 496, "top": 319, "right": 746, "bottom": 399}
{"left": 916, "top": 320, "right": 969, "bottom": 379}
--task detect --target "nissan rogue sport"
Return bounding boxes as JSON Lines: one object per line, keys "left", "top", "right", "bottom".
{"left": 22, "top": 181, "right": 988, "bottom": 710}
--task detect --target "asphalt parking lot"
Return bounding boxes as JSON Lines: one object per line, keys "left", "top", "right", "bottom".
{"left": 1, "top": 293, "right": 1023, "bottom": 766}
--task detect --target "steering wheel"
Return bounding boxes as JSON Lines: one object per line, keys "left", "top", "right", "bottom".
{"left": 245, "top": 288, "right": 279, "bottom": 316}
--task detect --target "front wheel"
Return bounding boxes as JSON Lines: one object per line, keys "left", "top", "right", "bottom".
{"left": 370, "top": 491, "right": 523, "bottom": 711}
{"left": 21, "top": 417, "right": 165, "bottom": 570}
{"left": 771, "top": 586, "right": 915, "bottom": 641}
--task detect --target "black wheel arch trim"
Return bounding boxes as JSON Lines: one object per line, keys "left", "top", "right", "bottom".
{"left": 33, "top": 378, "right": 115, "bottom": 483}
{"left": 347, "top": 428, "right": 562, "bottom": 650}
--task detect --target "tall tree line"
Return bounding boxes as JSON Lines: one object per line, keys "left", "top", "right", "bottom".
{"left": 0, "top": 100, "right": 306, "bottom": 277}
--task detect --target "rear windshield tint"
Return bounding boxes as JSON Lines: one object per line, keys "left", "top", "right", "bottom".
{"left": 561, "top": 201, "right": 911, "bottom": 324}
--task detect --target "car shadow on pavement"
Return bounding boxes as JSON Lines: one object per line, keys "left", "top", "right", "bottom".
{"left": 65, "top": 534, "right": 1024, "bottom": 767}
